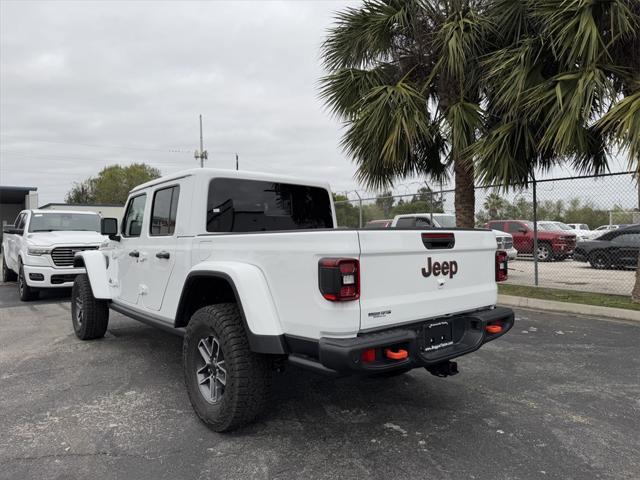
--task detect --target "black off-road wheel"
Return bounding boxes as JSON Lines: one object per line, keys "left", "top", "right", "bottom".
{"left": 71, "top": 274, "right": 109, "bottom": 340}
{"left": 183, "top": 304, "right": 272, "bottom": 432}
{"left": 18, "top": 263, "right": 39, "bottom": 301}
{"left": 2, "top": 257, "right": 17, "bottom": 282}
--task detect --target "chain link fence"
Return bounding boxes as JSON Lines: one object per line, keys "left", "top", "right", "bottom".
{"left": 335, "top": 171, "right": 639, "bottom": 296}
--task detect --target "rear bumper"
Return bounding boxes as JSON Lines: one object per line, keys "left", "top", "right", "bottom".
{"left": 316, "top": 307, "right": 514, "bottom": 374}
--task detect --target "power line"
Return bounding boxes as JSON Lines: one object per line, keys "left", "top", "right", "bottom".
{"left": 0, "top": 134, "right": 192, "bottom": 154}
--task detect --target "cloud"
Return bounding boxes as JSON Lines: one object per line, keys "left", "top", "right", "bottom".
{"left": 0, "top": 0, "right": 360, "bottom": 205}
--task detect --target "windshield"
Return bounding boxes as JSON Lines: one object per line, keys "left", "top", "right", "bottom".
{"left": 29, "top": 213, "right": 101, "bottom": 232}
{"left": 433, "top": 214, "right": 457, "bottom": 228}
{"left": 537, "top": 222, "right": 565, "bottom": 231}
{"left": 551, "top": 222, "right": 573, "bottom": 231}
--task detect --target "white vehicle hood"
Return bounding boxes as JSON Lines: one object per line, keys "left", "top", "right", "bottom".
{"left": 25, "top": 231, "right": 106, "bottom": 247}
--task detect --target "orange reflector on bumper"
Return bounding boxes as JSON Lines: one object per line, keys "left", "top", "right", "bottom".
{"left": 384, "top": 348, "right": 408, "bottom": 360}
{"left": 485, "top": 324, "right": 503, "bottom": 334}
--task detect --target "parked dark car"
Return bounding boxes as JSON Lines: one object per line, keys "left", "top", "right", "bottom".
{"left": 485, "top": 220, "right": 576, "bottom": 261}
{"left": 574, "top": 225, "right": 640, "bottom": 269}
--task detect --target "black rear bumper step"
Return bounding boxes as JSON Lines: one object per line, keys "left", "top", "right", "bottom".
{"left": 313, "top": 307, "right": 514, "bottom": 374}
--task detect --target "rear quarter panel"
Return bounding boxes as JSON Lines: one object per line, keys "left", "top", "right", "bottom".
{"left": 174, "top": 230, "right": 362, "bottom": 339}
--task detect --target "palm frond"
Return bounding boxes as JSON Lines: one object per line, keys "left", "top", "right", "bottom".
{"left": 321, "top": 0, "right": 414, "bottom": 71}
{"left": 318, "top": 64, "right": 399, "bottom": 119}
{"left": 597, "top": 90, "right": 640, "bottom": 164}
{"left": 340, "top": 80, "right": 442, "bottom": 189}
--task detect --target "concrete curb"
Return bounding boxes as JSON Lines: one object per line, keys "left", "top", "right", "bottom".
{"left": 498, "top": 294, "right": 640, "bottom": 322}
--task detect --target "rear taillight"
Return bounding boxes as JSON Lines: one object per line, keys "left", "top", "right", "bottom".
{"left": 318, "top": 257, "right": 360, "bottom": 301}
{"left": 496, "top": 250, "right": 508, "bottom": 282}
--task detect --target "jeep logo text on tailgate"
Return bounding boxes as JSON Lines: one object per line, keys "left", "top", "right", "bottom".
{"left": 421, "top": 257, "right": 458, "bottom": 279}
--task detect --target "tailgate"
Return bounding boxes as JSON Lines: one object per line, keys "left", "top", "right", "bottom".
{"left": 357, "top": 229, "right": 498, "bottom": 331}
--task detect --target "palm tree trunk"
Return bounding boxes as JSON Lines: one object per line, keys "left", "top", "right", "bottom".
{"left": 454, "top": 159, "right": 476, "bottom": 228}
{"left": 632, "top": 254, "right": 640, "bottom": 302}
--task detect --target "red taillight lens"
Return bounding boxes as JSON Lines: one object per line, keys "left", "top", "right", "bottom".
{"left": 496, "top": 250, "right": 508, "bottom": 282}
{"left": 319, "top": 258, "right": 360, "bottom": 301}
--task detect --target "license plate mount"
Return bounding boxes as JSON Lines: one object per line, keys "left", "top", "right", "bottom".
{"left": 423, "top": 320, "right": 453, "bottom": 352}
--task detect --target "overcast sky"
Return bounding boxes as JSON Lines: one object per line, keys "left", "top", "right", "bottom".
{"left": 1, "top": 0, "right": 635, "bottom": 211}
{"left": 1, "top": 0, "right": 362, "bottom": 205}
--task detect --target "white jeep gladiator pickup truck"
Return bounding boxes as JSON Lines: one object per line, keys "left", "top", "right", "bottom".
{"left": 2, "top": 209, "right": 105, "bottom": 301}
{"left": 71, "top": 168, "right": 514, "bottom": 431}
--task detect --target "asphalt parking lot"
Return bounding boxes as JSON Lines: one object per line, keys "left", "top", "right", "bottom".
{"left": 506, "top": 258, "right": 634, "bottom": 295}
{"left": 1, "top": 283, "right": 639, "bottom": 480}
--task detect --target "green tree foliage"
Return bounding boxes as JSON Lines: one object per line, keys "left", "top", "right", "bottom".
{"left": 320, "top": 0, "right": 491, "bottom": 228}
{"left": 476, "top": 0, "right": 640, "bottom": 185}
{"left": 334, "top": 188, "right": 444, "bottom": 227}
{"left": 476, "top": 195, "right": 617, "bottom": 229}
{"left": 65, "top": 164, "right": 161, "bottom": 205}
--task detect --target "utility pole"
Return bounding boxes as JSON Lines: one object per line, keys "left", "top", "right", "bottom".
{"left": 236, "top": 153, "right": 239, "bottom": 171}
{"left": 194, "top": 114, "right": 208, "bottom": 168}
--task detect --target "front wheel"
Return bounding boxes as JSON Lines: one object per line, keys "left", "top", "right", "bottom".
{"left": 71, "top": 274, "right": 109, "bottom": 340}
{"left": 183, "top": 304, "right": 272, "bottom": 432}
{"left": 536, "top": 243, "right": 552, "bottom": 262}
{"left": 18, "top": 263, "right": 39, "bottom": 301}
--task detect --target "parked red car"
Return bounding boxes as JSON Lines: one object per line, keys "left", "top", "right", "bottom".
{"left": 485, "top": 220, "right": 576, "bottom": 261}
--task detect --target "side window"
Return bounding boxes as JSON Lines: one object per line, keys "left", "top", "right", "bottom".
{"left": 506, "top": 222, "right": 522, "bottom": 233}
{"left": 415, "top": 217, "right": 432, "bottom": 228}
{"left": 150, "top": 186, "right": 180, "bottom": 236}
{"left": 612, "top": 233, "right": 640, "bottom": 244}
{"left": 17, "top": 214, "right": 27, "bottom": 232}
{"left": 490, "top": 221, "right": 505, "bottom": 232}
{"left": 395, "top": 217, "right": 415, "bottom": 228}
{"left": 122, "top": 194, "right": 147, "bottom": 237}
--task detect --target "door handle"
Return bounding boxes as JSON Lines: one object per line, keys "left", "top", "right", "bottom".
{"left": 129, "top": 250, "right": 140, "bottom": 258}
{"left": 156, "top": 251, "right": 170, "bottom": 259}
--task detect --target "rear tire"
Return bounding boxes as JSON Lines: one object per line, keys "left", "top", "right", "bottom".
{"left": 18, "top": 263, "right": 39, "bottom": 301}
{"left": 2, "top": 258, "right": 17, "bottom": 282}
{"left": 589, "top": 251, "right": 610, "bottom": 270}
{"left": 71, "top": 274, "right": 109, "bottom": 340}
{"left": 183, "top": 304, "right": 272, "bottom": 432}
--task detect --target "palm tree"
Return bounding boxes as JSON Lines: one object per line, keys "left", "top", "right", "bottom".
{"left": 473, "top": 0, "right": 639, "bottom": 298}
{"left": 483, "top": 192, "right": 507, "bottom": 219}
{"left": 320, "top": 0, "right": 490, "bottom": 227}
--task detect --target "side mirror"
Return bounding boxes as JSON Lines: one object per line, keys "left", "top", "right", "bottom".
{"left": 519, "top": 228, "right": 528, "bottom": 233}
{"left": 101, "top": 217, "right": 119, "bottom": 240}
{"left": 3, "top": 226, "right": 18, "bottom": 235}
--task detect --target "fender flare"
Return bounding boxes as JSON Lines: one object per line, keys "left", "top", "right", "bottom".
{"left": 175, "top": 261, "right": 286, "bottom": 354}
{"left": 73, "top": 250, "right": 112, "bottom": 299}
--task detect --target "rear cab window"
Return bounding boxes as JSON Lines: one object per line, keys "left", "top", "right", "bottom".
{"left": 206, "top": 178, "right": 333, "bottom": 232}
{"left": 150, "top": 186, "right": 180, "bottom": 236}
